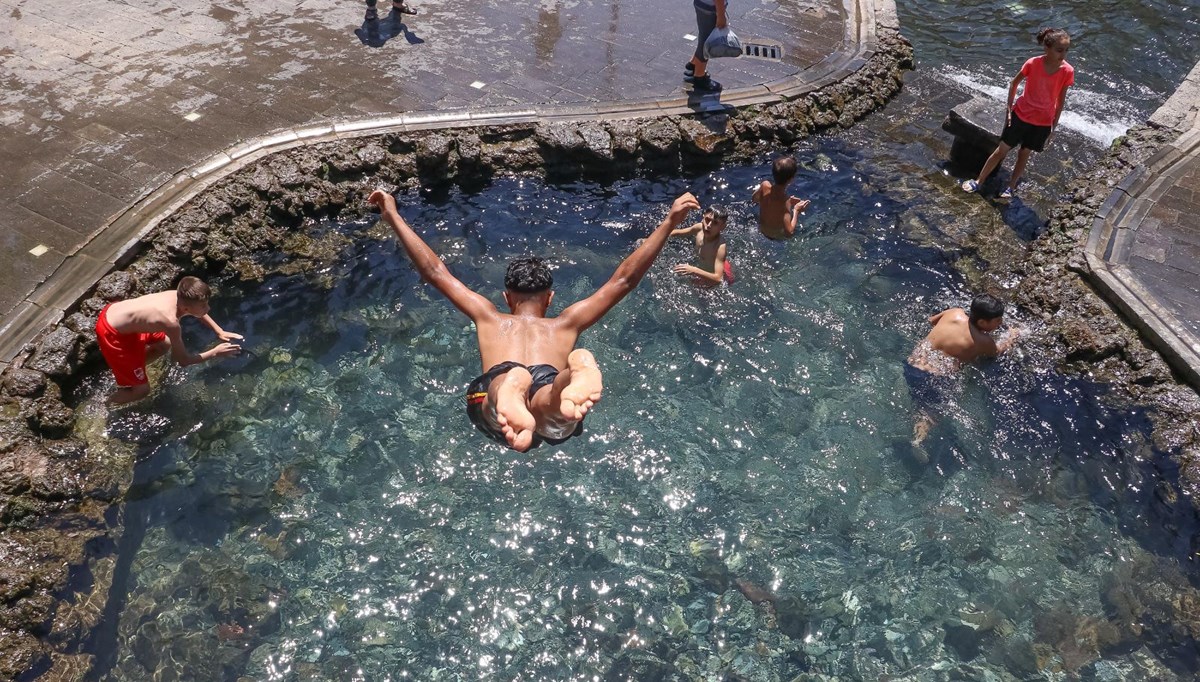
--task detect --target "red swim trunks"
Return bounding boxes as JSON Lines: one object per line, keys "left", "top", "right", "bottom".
{"left": 95, "top": 305, "right": 167, "bottom": 387}
{"left": 723, "top": 259, "right": 734, "bottom": 283}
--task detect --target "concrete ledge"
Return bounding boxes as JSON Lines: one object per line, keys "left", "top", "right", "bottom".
{"left": 1085, "top": 255, "right": 1200, "bottom": 388}
{"left": 1085, "top": 57, "right": 1200, "bottom": 390}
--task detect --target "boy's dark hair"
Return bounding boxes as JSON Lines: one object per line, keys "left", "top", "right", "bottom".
{"left": 177, "top": 276, "right": 211, "bottom": 302}
{"left": 705, "top": 205, "right": 729, "bottom": 223}
{"left": 1036, "top": 27, "right": 1070, "bottom": 47}
{"left": 505, "top": 257, "right": 553, "bottom": 294}
{"left": 969, "top": 294, "right": 1005, "bottom": 324}
{"left": 772, "top": 156, "right": 798, "bottom": 185}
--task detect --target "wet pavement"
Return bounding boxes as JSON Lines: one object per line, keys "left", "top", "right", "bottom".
{"left": 1085, "top": 60, "right": 1200, "bottom": 387}
{"left": 0, "top": 0, "right": 848, "bottom": 337}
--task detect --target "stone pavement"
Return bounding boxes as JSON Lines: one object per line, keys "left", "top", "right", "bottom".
{"left": 1086, "top": 60, "right": 1200, "bottom": 388}
{"left": 0, "top": 0, "right": 881, "bottom": 367}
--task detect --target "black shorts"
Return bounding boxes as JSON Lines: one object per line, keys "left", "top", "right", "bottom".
{"left": 464, "top": 362, "right": 583, "bottom": 446}
{"left": 1000, "top": 110, "right": 1052, "bottom": 152}
{"left": 904, "top": 362, "right": 954, "bottom": 414}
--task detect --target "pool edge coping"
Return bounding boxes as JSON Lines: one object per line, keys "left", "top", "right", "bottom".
{"left": 1083, "top": 58, "right": 1200, "bottom": 391}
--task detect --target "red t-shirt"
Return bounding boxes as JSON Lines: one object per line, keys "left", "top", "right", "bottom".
{"left": 1013, "top": 56, "right": 1075, "bottom": 127}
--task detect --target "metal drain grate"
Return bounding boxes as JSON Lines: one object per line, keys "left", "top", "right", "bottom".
{"left": 742, "top": 41, "right": 784, "bottom": 61}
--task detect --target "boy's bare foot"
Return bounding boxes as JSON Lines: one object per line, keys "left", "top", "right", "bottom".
{"left": 912, "top": 414, "right": 933, "bottom": 448}
{"left": 559, "top": 349, "right": 603, "bottom": 421}
{"left": 494, "top": 369, "right": 536, "bottom": 451}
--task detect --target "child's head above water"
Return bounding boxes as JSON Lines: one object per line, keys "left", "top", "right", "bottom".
{"left": 968, "top": 293, "right": 1005, "bottom": 331}
{"left": 702, "top": 205, "right": 728, "bottom": 233}
{"left": 505, "top": 256, "right": 553, "bottom": 294}
{"left": 176, "top": 276, "right": 212, "bottom": 316}
{"left": 772, "top": 156, "right": 798, "bottom": 186}
{"left": 1036, "top": 27, "right": 1070, "bottom": 59}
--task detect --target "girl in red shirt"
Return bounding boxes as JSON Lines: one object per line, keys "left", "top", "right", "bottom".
{"left": 962, "top": 28, "right": 1074, "bottom": 199}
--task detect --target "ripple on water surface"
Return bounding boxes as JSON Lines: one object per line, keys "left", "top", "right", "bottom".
{"left": 82, "top": 148, "right": 1200, "bottom": 681}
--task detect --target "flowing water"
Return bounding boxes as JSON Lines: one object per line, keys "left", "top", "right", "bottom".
{"left": 78, "top": 1, "right": 1200, "bottom": 680}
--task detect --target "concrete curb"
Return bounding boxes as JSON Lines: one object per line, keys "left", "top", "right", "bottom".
{"left": 1084, "top": 58, "right": 1200, "bottom": 389}
{"left": 0, "top": 0, "right": 900, "bottom": 370}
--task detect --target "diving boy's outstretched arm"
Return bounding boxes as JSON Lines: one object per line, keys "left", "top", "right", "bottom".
{"left": 559, "top": 192, "right": 700, "bottom": 331}
{"left": 369, "top": 190, "right": 498, "bottom": 323}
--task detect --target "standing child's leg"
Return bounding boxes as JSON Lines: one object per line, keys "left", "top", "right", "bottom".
{"left": 963, "top": 142, "right": 1013, "bottom": 192}
{"left": 1006, "top": 147, "right": 1033, "bottom": 193}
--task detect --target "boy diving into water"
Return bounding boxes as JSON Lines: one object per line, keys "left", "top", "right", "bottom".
{"left": 368, "top": 189, "right": 701, "bottom": 451}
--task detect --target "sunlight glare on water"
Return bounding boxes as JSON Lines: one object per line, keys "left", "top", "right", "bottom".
{"left": 86, "top": 156, "right": 1198, "bottom": 680}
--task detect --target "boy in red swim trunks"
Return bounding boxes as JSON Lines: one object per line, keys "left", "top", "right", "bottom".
{"left": 368, "top": 188, "right": 701, "bottom": 452}
{"left": 671, "top": 204, "right": 733, "bottom": 285}
{"left": 95, "top": 276, "right": 242, "bottom": 404}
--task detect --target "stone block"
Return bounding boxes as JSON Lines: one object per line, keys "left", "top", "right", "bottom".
{"left": 943, "top": 96, "right": 1005, "bottom": 174}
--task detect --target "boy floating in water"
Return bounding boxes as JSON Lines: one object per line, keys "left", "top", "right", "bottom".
{"left": 95, "top": 276, "right": 242, "bottom": 404}
{"left": 752, "top": 156, "right": 811, "bottom": 240}
{"left": 905, "top": 294, "right": 1022, "bottom": 449}
{"left": 368, "top": 188, "right": 701, "bottom": 451}
{"left": 671, "top": 205, "right": 733, "bottom": 285}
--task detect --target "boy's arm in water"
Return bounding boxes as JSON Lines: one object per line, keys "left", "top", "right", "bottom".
{"left": 369, "top": 190, "right": 498, "bottom": 324}
{"left": 785, "top": 198, "right": 810, "bottom": 235}
{"left": 995, "top": 326, "right": 1024, "bottom": 354}
{"left": 166, "top": 322, "right": 240, "bottom": 367}
{"left": 928, "top": 309, "right": 950, "bottom": 326}
{"left": 559, "top": 192, "right": 701, "bottom": 332}
{"left": 198, "top": 314, "right": 243, "bottom": 343}
{"left": 672, "top": 242, "right": 726, "bottom": 284}
{"left": 670, "top": 222, "right": 703, "bottom": 238}
{"left": 751, "top": 181, "right": 768, "bottom": 205}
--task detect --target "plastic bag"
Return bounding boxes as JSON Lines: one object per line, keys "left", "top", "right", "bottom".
{"left": 704, "top": 26, "right": 743, "bottom": 59}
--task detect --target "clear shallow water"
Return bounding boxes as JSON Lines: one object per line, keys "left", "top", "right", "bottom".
{"left": 75, "top": 2, "right": 1200, "bottom": 679}
{"left": 80, "top": 149, "right": 1200, "bottom": 680}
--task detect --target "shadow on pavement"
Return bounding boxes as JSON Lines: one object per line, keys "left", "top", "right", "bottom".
{"left": 356, "top": 11, "right": 425, "bottom": 48}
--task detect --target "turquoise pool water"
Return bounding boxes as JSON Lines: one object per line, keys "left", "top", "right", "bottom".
{"left": 76, "top": 1, "right": 1200, "bottom": 679}
{"left": 80, "top": 152, "right": 1200, "bottom": 680}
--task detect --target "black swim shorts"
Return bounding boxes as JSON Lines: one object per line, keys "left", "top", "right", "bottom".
{"left": 903, "top": 362, "right": 954, "bottom": 414}
{"left": 464, "top": 362, "right": 584, "bottom": 446}
{"left": 1000, "top": 110, "right": 1053, "bottom": 152}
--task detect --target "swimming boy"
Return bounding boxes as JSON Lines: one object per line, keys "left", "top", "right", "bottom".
{"left": 752, "top": 156, "right": 811, "bottom": 240}
{"left": 905, "top": 294, "right": 1022, "bottom": 448}
{"left": 95, "top": 276, "right": 242, "bottom": 404}
{"left": 671, "top": 205, "right": 732, "bottom": 285}
{"left": 368, "top": 188, "right": 702, "bottom": 452}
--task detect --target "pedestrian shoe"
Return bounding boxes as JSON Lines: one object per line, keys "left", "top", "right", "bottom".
{"left": 685, "top": 62, "right": 695, "bottom": 76}
{"left": 999, "top": 187, "right": 1015, "bottom": 200}
{"left": 393, "top": 2, "right": 417, "bottom": 14}
{"left": 960, "top": 179, "right": 979, "bottom": 193}
{"left": 690, "top": 75, "right": 722, "bottom": 92}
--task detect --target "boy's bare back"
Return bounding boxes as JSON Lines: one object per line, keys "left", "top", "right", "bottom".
{"left": 752, "top": 181, "right": 809, "bottom": 239}
{"left": 473, "top": 313, "right": 580, "bottom": 373}
{"left": 909, "top": 307, "right": 1010, "bottom": 373}
{"left": 104, "top": 291, "right": 183, "bottom": 335}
